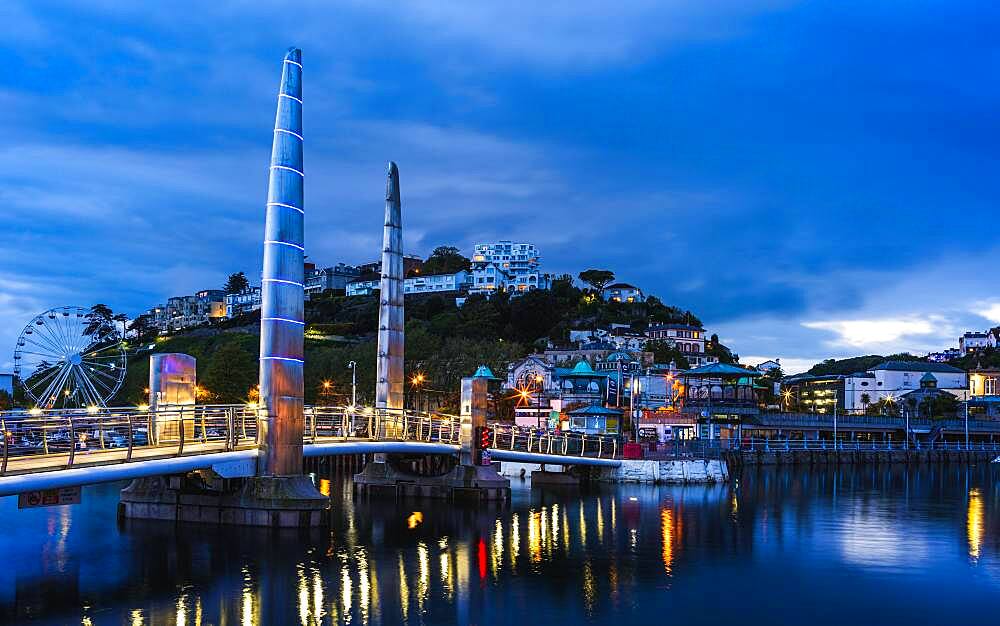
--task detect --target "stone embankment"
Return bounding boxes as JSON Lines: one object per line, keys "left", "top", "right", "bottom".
{"left": 728, "top": 449, "right": 999, "bottom": 467}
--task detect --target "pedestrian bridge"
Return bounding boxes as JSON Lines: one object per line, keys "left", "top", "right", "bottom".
{"left": 0, "top": 404, "right": 621, "bottom": 497}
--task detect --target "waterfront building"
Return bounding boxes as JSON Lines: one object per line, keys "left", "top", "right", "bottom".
{"left": 602, "top": 282, "right": 644, "bottom": 303}
{"left": 969, "top": 367, "right": 1000, "bottom": 397}
{"left": 784, "top": 360, "right": 969, "bottom": 413}
{"left": 680, "top": 362, "right": 763, "bottom": 439}
{"left": 304, "top": 263, "right": 360, "bottom": 298}
{"left": 469, "top": 240, "right": 548, "bottom": 295}
{"left": 224, "top": 286, "right": 262, "bottom": 318}
{"left": 566, "top": 403, "right": 623, "bottom": 435}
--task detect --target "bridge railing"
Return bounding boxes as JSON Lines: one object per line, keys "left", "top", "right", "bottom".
{"left": 0, "top": 404, "right": 623, "bottom": 475}
{"left": 734, "top": 437, "right": 1000, "bottom": 452}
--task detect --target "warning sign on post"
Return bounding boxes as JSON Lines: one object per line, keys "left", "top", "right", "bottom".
{"left": 17, "top": 487, "right": 82, "bottom": 509}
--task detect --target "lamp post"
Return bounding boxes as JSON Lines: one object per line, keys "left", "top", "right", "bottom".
{"left": 833, "top": 399, "right": 838, "bottom": 450}
{"left": 411, "top": 372, "right": 426, "bottom": 414}
{"left": 347, "top": 361, "right": 357, "bottom": 409}
{"left": 535, "top": 374, "right": 544, "bottom": 429}
{"left": 964, "top": 400, "right": 969, "bottom": 450}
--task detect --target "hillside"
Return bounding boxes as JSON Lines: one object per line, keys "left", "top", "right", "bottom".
{"left": 117, "top": 276, "right": 707, "bottom": 409}
{"left": 804, "top": 353, "right": 921, "bottom": 377}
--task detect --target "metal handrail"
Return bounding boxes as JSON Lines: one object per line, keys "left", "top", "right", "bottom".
{"left": 734, "top": 437, "right": 1000, "bottom": 452}
{"left": 0, "top": 404, "right": 623, "bottom": 470}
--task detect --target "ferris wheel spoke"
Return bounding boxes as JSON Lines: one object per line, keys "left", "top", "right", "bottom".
{"left": 81, "top": 358, "right": 118, "bottom": 369}
{"left": 86, "top": 370, "right": 115, "bottom": 395}
{"left": 23, "top": 332, "right": 65, "bottom": 358}
{"left": 16, "top": 349, "right": 64, "bottom": 361}
{"left": 70, "top": 368, "right": 98, "bottom": 407}
{"left": 82, "top": 366, "right": 111, "bottom": 406}
{"left": 39, "top": 319, "right": 74, "bottom": 354}
{"left": 82, "top": 343, "right": 121, "bottom": 359}
{"left": 46, "top": 316, "right": 72, "bottom": 351}
{"left": 37, "top": 363, "right": 73, "bottom": 408}
{"left": 25, "top": 366, "right": 63, "bottom": 393}
{"left": 88, "top": 367, "right": 121, "bottom": 387}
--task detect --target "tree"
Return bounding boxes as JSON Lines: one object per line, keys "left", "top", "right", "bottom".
{"left": 113, "top": 313, "right": 129, "bottom": 340}
{"left": 85, "top": 304, "right": 115, "bottom": 337}
{"left": 577, "top": 269, "right": 615, "bottom": 293}
{"left": 420, "top": 246, "right": 471, "bottom": 275}
{"left": 645, "top": 340, "right": 690, "bottom": 369}
{"left": 202, "top": 340, "right": 257, "bottom": 402}
{"left": 224, "top": 271, "right": 250, "bottom": 294}
{"left": 860, "top": 392, "right": 872, "bottom": 413}
{"left": 129, "top": 314, "right": 156, "bottom": 342}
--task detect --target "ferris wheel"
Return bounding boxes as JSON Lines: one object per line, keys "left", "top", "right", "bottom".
{"left": 12, "top": 306, "right": 127, "bottom": 409}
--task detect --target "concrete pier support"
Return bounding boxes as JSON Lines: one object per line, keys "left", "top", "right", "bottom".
{"left": 355, "top": 374, "right": 510, "bottom": 502}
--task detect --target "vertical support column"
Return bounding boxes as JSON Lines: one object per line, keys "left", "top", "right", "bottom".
{"left": 258, "top": 47, "right": 306, "bottom": 477}
{"left": 374, "top": 163, "right": 404, "bottom": 458}
{"left": 460, "top": 377, "right": 488, "bottom": 467}
{"left": 375, "top": 162, "right": 404, "bottom": 413}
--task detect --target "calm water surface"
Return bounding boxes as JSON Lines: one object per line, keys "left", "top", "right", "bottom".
{"left": 1, "top": 465, "right": 998, "bottom": 625}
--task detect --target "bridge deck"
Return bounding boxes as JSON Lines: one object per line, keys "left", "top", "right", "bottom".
{"left": 0, "top": 405, "right": 622, "bottom": 496}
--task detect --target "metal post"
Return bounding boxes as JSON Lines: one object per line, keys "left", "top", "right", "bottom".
{"left": 905, "top": 410, "right": 910, "bottom": 451}
{"left": 964, "top": 401, "right": 969, "bottom": 450}
{"left": 67, "top": 416, "right": 76, "bottom": 468}
{"left": 348, "top": 360, "right": 357, "bottom": 410}
{"left": 126, "top": 413, "right": 134, "bottom": 462}
{"left": 1, "top": 419, "right": 7, "bottom": 476}
{"left": 833, "top": 402, "right": 838, "bottom": 449}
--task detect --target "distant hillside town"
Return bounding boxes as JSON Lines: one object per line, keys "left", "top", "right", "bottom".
{"left": 141, "top": 240, "right": 657, "bottom": 334}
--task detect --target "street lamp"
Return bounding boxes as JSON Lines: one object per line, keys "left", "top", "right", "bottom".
{"left": 411, "top": 372, "right": 426, "bottom": 413}
{"left": 534, "top": 374, "right": 544, "bottom": 429}
{"left": 347, "top": 361, "right": 357, "bottom": 409}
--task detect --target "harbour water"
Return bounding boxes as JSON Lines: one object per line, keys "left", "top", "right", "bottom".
{"left": 1, "top": 464, "right": 997, "bottom": 625}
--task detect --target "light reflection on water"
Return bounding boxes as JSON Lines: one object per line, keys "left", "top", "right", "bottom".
{"left": 0, "top": 464, "right": 998, "bottom": 625}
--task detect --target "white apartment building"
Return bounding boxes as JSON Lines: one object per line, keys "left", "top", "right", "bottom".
{"left": 346, "top": 271, "right": 470, "bottom": 297}
{"left": 842, "top": 361, "right": 968, "bottom": 410}
{"left": 469, "top": 241, "right": 548, "bottom": 295}
{"left": 960, "top": 331, "right": 995, "bottom": 353}
{"left": 149, "top": 289, "right": 227, "bottom": 332}
{"left": 225, "top": 286, "right": 262, "bottom": 318}
{"left": 603, "top": 283, "right": 644, "bottom": 303}
{"left": 304, "top": 263, "right": 360, "bottom": 298}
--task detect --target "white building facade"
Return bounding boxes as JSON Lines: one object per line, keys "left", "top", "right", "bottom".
{"left": 149, "top": 289, "right": 227, "bottom": 332}
{"left": 842, "top": 361, "right": 968, "bottom": 410}
{"left": 224, "top": 286, "right": 262, "bottom": 318}
{"left": 469, "top": 241, "right": 548, "bottom": 295}
{"left": 347, "top": 270, "right": 470, "bottom": 297}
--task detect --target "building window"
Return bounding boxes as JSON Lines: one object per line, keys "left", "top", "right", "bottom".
{"left": 987, "top": 377, "right": 997, "bottom": 395}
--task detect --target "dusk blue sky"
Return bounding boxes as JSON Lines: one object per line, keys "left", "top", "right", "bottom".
{"left": 2, "top": 1, "right": 999, "bottom": 374}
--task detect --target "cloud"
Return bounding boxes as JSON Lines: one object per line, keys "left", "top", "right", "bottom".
{"left": 802, "top": 317, "right": 939, "bottom": 350}
{"left": 343, "top": 1, "right": 791, "bottom": 69}
{"left": 976, "top": 302, "right": 1000, "bottom": 325}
